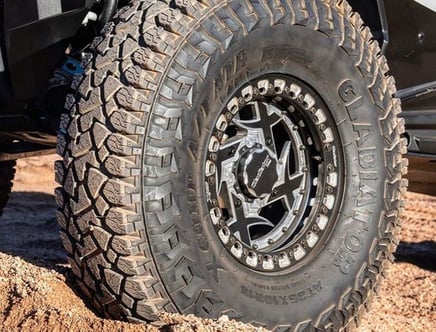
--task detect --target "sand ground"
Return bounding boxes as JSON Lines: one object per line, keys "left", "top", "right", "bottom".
{"left": 0, "top": 155, "right": 434, "bottom": 331}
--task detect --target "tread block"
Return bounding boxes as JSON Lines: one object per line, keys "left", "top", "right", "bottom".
{"left": 93, "top": 226, "right": 112, "bottom": 251}
{"left": 87, "top": 168, "right": 108, "bottom": 199}
{"left": 109, "top": 108, "right": 146, "bottom": 135}
{"left": 125, "top": 276, "right": 157, "bottom": 299}
{"left": 104, "top": 269, "right": 124, "bottom": 295}
{"left": 105, "top": 208, "right": 137, "bottom": 234}
{"left": 117, "top": 256, "right": 148, "bottom": 275}
{"left": 111, "top": 235, "right": 143, "bottom": 255}
{"left": 116, "top": 87, "right": 151, "bottom": 113}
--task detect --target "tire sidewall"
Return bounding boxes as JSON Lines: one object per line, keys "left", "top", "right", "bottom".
{"left": 152, "top": 22, "right": 387, "bottom": 324}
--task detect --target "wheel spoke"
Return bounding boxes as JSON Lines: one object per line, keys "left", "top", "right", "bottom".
{"left": 217, "top": 136, "right": 243, "bottom": 161}
{"left": 269, "top": 172, "right": 304, "bottom": 207}
{"left": 227, "top": 193, "right": 274, "bottom": 246}
{"left": 216, "top": 137, "right": 243, "bottom": 190}
{"left": 277, "top": 141, "right": 292, "bottom": 184}
{"left": 234, "top": 102, "right": 282, "bottom": 154}
{"left": 268, "top": 140, "right": 304, "bottom": 207}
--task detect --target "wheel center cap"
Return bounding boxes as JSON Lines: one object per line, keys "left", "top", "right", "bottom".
{"left": 238, "top": 147, "right": 278, "bottom": 198}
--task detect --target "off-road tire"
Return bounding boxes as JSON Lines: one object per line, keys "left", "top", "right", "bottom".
{"left": 0, "top": 160, "right": 16, "bottom": 217}
{"left": 56, "top": 0, "right": 407, "bottom": 330}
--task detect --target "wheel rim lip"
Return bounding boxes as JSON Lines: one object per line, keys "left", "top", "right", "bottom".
{"left": 204, "top": 74, "right": 344, "bottom": 273}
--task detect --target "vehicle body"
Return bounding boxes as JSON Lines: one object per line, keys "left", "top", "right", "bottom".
{"left": 0, "top": 0, "right": 436, "bottom": 330}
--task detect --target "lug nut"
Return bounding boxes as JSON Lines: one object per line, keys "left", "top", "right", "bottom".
{"left": 235, "top": 199, "right": 242, "bottom": 208}
{"left": 266, "top": 137, "right": 273, "bottom": 146}
{"left": 229, "top": 147, "right": 236, "bottom": 156}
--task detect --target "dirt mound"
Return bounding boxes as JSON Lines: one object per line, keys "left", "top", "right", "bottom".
{"left": 0, "top": 155, "right": 434, "bottom": 331}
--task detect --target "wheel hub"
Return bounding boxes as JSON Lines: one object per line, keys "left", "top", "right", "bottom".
{"left": 238, "top": 147, "right": 278, "bottom": 199}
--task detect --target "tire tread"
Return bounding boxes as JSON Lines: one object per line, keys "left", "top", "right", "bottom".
{"left": 56, "top": 0, "right": 407, "bottom": 329}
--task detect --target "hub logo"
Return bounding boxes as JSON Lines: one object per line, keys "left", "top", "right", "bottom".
{"left": 251, "top": 155, "right": 272, "bottom": 189}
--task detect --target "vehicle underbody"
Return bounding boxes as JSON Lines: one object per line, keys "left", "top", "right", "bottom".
{"left": 1, "top": 0, "right": 435, "bottom": 195}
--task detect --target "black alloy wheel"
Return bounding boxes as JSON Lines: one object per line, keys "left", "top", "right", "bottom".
{"left": 206, "top": 75, "right": 343, "bottom": 272}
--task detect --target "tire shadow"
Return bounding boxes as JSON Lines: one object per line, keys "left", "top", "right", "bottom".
{"left": 0, "top": 192, "right": 64, "bottom": 267}
{"left": 395, "top": 241, "right": 436, "bottom": 271}
{"left": 0, "top": 191, "right": 104, "bottom": 317}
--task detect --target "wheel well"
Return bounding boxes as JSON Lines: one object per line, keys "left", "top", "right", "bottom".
{"left": 347, "top": 0, "right": 387, "bottom": 51}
